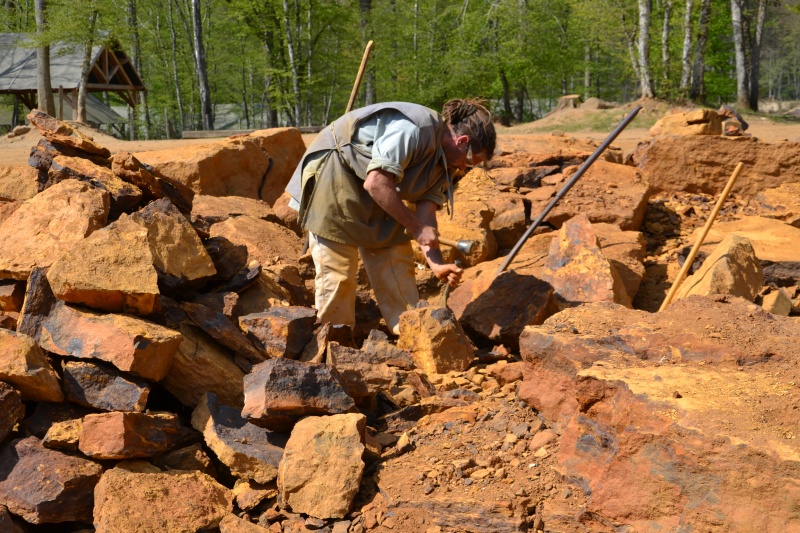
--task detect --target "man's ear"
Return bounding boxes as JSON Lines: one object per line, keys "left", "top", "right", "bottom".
{"left": 455, "top": 134, "right": 470, "bottom": 147}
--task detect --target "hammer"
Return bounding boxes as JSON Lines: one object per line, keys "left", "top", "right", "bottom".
{"left": 439, "top": 237, "right": 476, "bottom": 255}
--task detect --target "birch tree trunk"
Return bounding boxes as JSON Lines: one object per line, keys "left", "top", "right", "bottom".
{"left": 359, "top": 0, "right": 375, "bottom": 106}
{"left": 34, "top": 0, "right": 55, "bottom": 115}
{"left": 638, "top": 0, "right": 655, "bottom": 98}
{"left": 168, "top": 0, "right": 185, "bottom": 132}
{"left": 748, "top": 0, "right": 767, "bottom": 111}
{"left": 731, "top": 0, "right": 749, "bottom": 109}
{"left": 679, "top": 0, "right": 694, "bottom": 96}
{"left": 690, "top": 0, "right": 711, "bottom": 101}
{"left": 76, "top": 9, "right": 98, "bottom": 124}
{"left": 191, "top": 0, "right": 213, "bottom": 129}
{"left": 129, "top": 0, "right": 149, "bottom": 139}
{"left": 282, "top": 0, "right": 301, "bottom": 125}
{"left": 661, "top": 0, "right": 673, "bottom": 94}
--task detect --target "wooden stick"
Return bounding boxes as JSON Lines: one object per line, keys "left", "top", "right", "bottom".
{"left": 658, "top": 162, "right": 745, "bottom": 312}
{"left": 345, "top": 40, "right": 374, "bottom": 114}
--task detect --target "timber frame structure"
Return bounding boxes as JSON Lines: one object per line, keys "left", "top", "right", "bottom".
{"left": 0, "top": 33, "right": 145, "bottom": 120}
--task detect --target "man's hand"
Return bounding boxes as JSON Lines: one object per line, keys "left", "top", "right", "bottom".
{"left": 412, "top": 225, "right": 440, "bottom": 249}
{"left": 430, "top": 262, "right": 463, "bottom": 288}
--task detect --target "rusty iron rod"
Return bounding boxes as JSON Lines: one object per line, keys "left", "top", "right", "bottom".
{"left": 496, "top": 105, "right": 643, "bottom": 275}
{"left": 658, "top": 161, "right": 745, "bottom": 312}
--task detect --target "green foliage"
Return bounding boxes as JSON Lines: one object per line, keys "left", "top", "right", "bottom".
{"left": 1, "top": 0, "right": 798, "bottom": 136}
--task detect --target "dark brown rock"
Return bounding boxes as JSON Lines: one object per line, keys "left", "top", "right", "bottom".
{"left": 191, "top": 392, "right": 286, "bottom": 483}
{"left": 63, "top": 360, "right": 150, "bottom": 412}
{"left": 204, "top": 236, "right": 250, "bottom": 283}
{"left": 39, "top": 302, "right": 182, "bottom": 381}
{"left": 182, "top": 300, "right": 266, "bottom": 365}
{"left": 299, "top": 322, "right": 355, "bottom": 363}
{"left": 0, "top": 280, "right": 25, "bottom": 312}
{"left": 450, "top": 269, "right": 558, "bottom": 351}
{"left": 0, "top": 436, "right": 102, "bottom": 524}
{"left": 23, "top": 401, "right": 94, "bottom": 439}
{"left": 16, "top": 266, "right": 57, "bottom": 342}
{"left": 238, "top": 307, "right": 317, "bottom": 359}
{"left": 155, "top": 443, "right": 218, "bottom": 478}
{"left": 0, "top": 504, "right": 25, "bottom": 533}
{"left": 0, "top": 382, "right": 24, "bottom": 442}
{"left": 327, "top": 341, "right": 397, "bottom": 399}
{"left": 79, "top": 411, "right": 187, "bottom": 459}
{"left": 110, "top": 151, "right": 195, "bottom": 214}
{"left": 28, "top": 137, "right": 111, "bottom": 175}
{"left": 359, "top": 329, "right": 415, "bottom": 370}
{"left": 242, "top": 358, "right": 355, "bottom": 432}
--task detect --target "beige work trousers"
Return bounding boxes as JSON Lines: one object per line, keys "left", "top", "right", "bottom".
{"left": 309, "top": 232, "right": 419, "bottom": 334}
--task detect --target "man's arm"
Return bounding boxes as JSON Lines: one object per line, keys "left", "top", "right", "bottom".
{"left": 363, "top": 168, "right": 440, "bottom": 248}
{"left": 415, "top": 200, "right": 463, "bottom": 287}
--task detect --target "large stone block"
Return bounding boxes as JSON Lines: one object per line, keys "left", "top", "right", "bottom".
{"left": 242, "top": 358, "right": 355, "bottom": 432}
{"left": 191, "top": 393, "right": 286, "bottom": 484}
{"left": 209, "top": 215, "right": 302, "bottom": 271}
{"left": 674, "top": 234, "right": 764, "bottom": 302}
{"left": 278, "top": 413, "right": 366, "bottom": 519}
{"left": 131, "top": 198, "right": 217, "bottom": 293}
{"left": 93, "top": 467, "right": 233, "bottom": 533}
{"left": 26, "top": 110, "right": 111, "bottom": 157}
{"left": 238, "top": 306, "right": 316, "bottom": 359}
{"left": 46, "top": 214, "right": 160, "bottom": 314}
{"left": 161, "top": 324, "right": 245, "bottom": 408}
{"left": 63, "top": 360, "right": 150, "bottom": 412}
{"left": 191, "top": 194, "right": 280, "bottom": 233}
{"left": 39, "top": 303, "right": 182, "bottom": 381}
{"left": 540, "top": 214, "right": 632, "bottom": 309}
{"left": 0, "top": 328, "right": 63, "bottom": 402}
{"left": 79, "top": 411, "right": 186, "bottom": 459}
{"left": 397, "top": 306, "right": 474, "bottom": 375}
{"left": 0, "top": 179, "right": 109, "bottom": 280}
{"left": 327, "top": 341, "right": 396, "bottom": 399}
{"left": 648, "top": 109, "right": 722, "bottom": 136}
{"left": 0, "top": 164, "right": 38, "bottom": 202}
{"left": 0, "top": 436, "right": 102, "bottom": 524}
{"left": 110, "top": 151, "right": 195, "bottom": 214}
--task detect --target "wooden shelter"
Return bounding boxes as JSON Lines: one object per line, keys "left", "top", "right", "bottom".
{"left": 0, "top": 33, "right": 145, "bottom": 121}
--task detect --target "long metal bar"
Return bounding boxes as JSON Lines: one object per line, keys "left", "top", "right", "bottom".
{"left": 496, "top": 105, "right": 643, "bottom": 274}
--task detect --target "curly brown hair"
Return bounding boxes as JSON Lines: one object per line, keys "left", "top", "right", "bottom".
{"left": 442, "top": 98, "right": 496, "bottom": 161}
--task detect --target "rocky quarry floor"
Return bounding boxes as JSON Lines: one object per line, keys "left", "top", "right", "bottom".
{"left": 0, "top": 105, "right": 799, "bottom": 533}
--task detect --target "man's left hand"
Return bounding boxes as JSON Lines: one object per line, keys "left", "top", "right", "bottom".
{"left": 431, "top": 262, "right": 463, "bottom": 288}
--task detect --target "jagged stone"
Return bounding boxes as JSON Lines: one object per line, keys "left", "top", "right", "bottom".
{"left": 204, "top": 236, "right": 250, "bottom": 283}
{"left": 42, "top": 418, "right": 83, "bottom": 451}
{"left": 490, "top": 165, "right": 559, "bottom": 189}
{"left": 359, "top": 329, "right": 415, "bottom": 369}
{"left": 749, "top": 182, "right": 800, "bottom": 227}
{"left": 110, "top": 151, "right": 194, "bottom": 214}
{"left": 238, "top": 307, "right": 317, "bottom": 359}
{"left": 541, "top": 214, "right": 632, "bottom": 309}
{"left": 47, "top": 214, "right": 160, "bottom": 314}
{"left": 26, "top": 110, "right": 111, "bottom": 157}
{"left": 0, "top": 179, "right": 109, "bottom": 280}
{"left": 761, "top": 288, "right": 792, "bottom": 316}
{"left": 397, "top": 307, "right": 474, "bottom": 375}
{"left": 327, "top": 341, "right": 396, "bottom": 399}
{"left": 0, "top": 164, "right": 38, "bottom": 201}
{"left": 16, "top": 266, "right": 57, "bottom": 342}
{"left": 450, "top": 268, "right": 558, "bottom": 351}
{"left": 192, "top": 291, "right": 242, "bottom": 320}
{"left": 130, "top": 198, "right": 217, "bottom": 293}
{"left": 0, "top": 381, "right": 24, "bottom": 442}
{"left": 93, "top": 467, "right": 233, "bottom": 532}
{"left": 0, "top": 280, "right": 25, "bottom": 312}
{"left": 155, "top": 443, "right": 218, "bottom": 478}
{"left": 486, "top": 194, "right": 528, "bottom": 251}
{"left": 210, "top": 216, "right": 302, "bottom": 271}
{"left": 191, "top": 194, "right": 280, "bottom": 234}
{"left": 299, "top": 323, "right": 356, "bottom": 363}
{"left": 0, "top": 312, "right": 16, "bottom": 330}
{"left": 182, "top": 300, "right": 266, "bottom": 365}
{"left": 135, "top": 128, "right": 304, "bottom": 204}
{"left": 674, "top": 234, "right": 764, "bottom": 302}
{"left": 232, "top": 479, "right": 278, "bottom": 512}
{"left": 161, "top": 324, "right": 245, "bottom": 408}
{"left": 648, "top": 109, "right": 722, "bottom": 136}
{"left": 526, "top": 160, "right": 650, "bottom": 231}
{"left": 0, "top": 328, "right": 63, "bottom": 402}
{"left": 23, "top": 401, "right": 93, "bottom": 439}
{"left": 278, "top": 413, "right": 366, "bottom": 519}
{"left": 63, "top": 360, "right": 150, "bottom": 412}
{"left": 191, "top": 393, "right": 286, "bottom": 484}
{"left": 39, "top": 302, "right": 182, "bottom": 381}
{"left": 220, "top": 513, "right": 271, "bottom": 532}
{"left": 242, "top": 358, "right": 355, "bottom": 432}
{"left": 593, "top": 222, "right": 646, "bottom": 302}
{"left": 46, "top": 155, "right": 143, "bottom": 218}
{"left": 0, "top": 504, "right": 25, "bottom": 533}
{"left": 79, "top": 411, "right": 186, "bottom": 459}
{"left": 0, "top": 436, "right": 102, "bottom": 524}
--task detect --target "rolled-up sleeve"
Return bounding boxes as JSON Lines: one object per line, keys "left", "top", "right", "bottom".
{"left": 365, "top": 117, "right": 419, "bottom": 183}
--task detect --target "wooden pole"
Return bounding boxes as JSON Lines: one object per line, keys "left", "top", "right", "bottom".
{"left": 345, "top": 40, "right": 374, "bottom": 114}
{"left": 658, "top": 162, "right": 745, "bottom": 312}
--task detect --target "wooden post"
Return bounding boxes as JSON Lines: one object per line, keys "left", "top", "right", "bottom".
{"left": 58, "top": 86, "right": 64, "bottom": 120}
{"left": 658, "top": 162, "right": 745, "bottom": 312}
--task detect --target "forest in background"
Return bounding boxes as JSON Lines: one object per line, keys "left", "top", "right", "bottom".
{"left": 1, "top": 0, "right": 800, "bottom": 139}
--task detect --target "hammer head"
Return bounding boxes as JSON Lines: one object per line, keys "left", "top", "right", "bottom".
{"left": 455, "top": 239, "right": 475, "bottom": 255}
